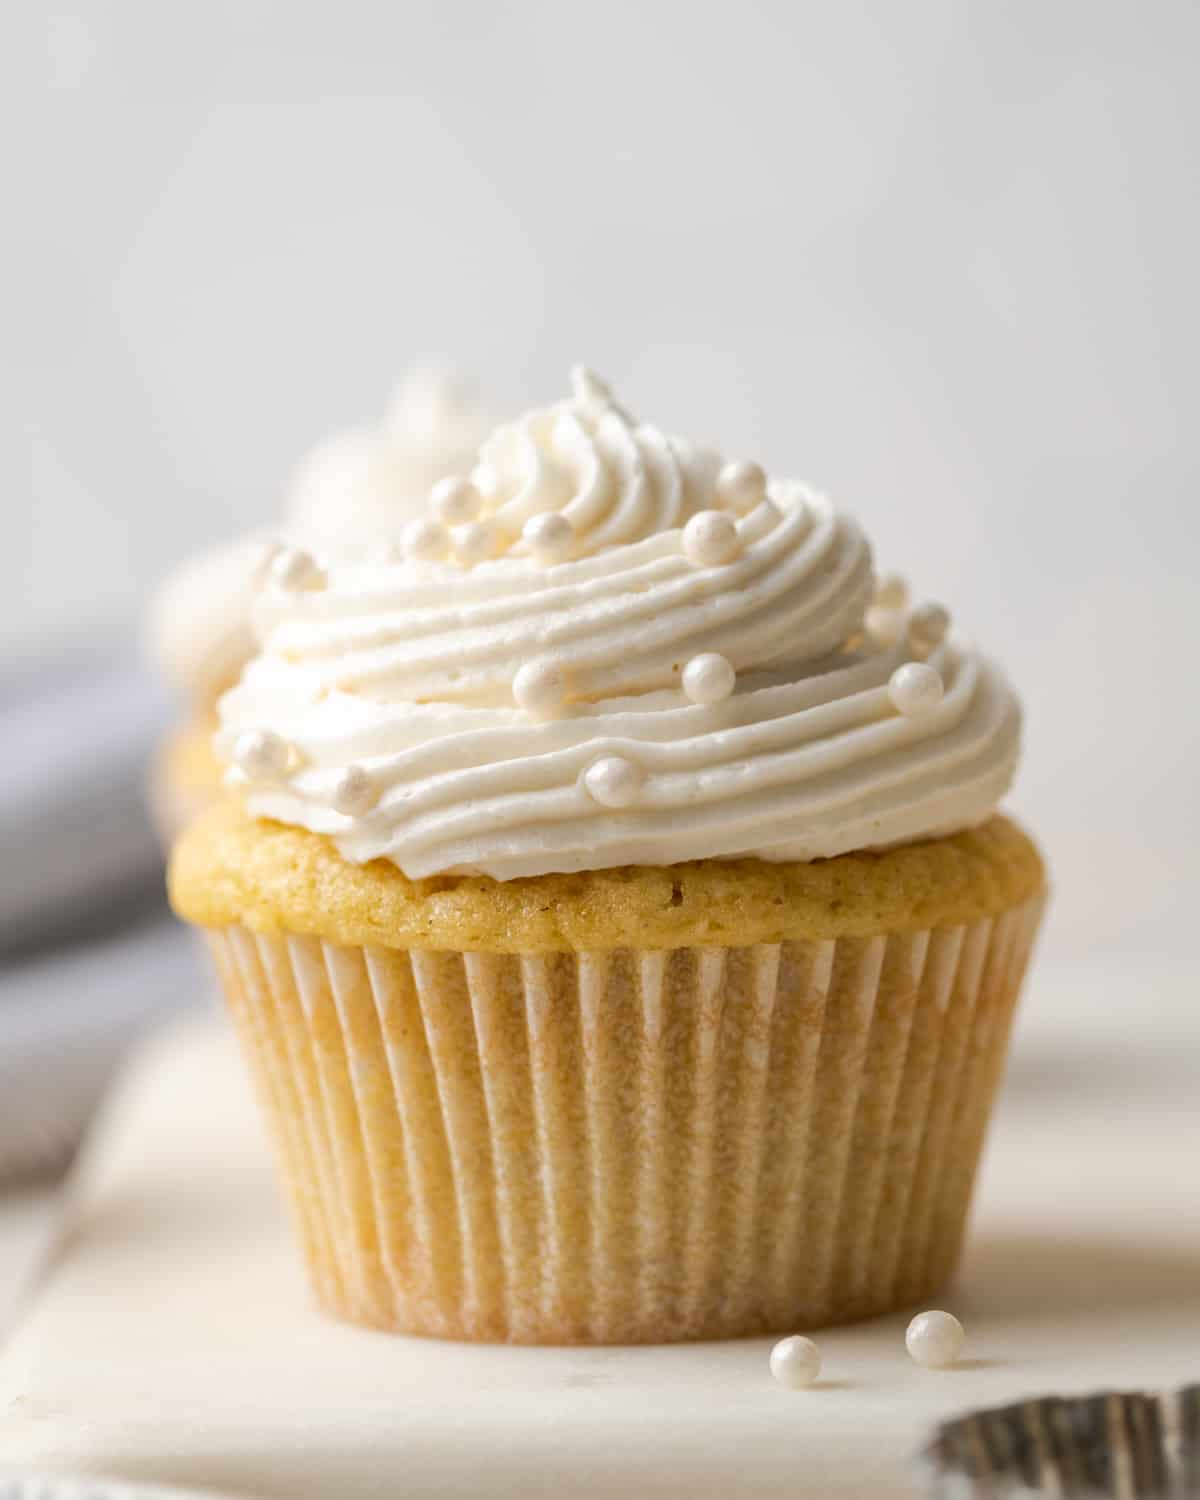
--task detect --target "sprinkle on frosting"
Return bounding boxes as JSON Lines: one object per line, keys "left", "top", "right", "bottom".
{"left": 431, "top": 476, "right": 483, "bottom": 525}
{"left": 889, "top": 662, "right": 945, "bottom": 717}
{"left": 233, "top": 728, "right": 290, "bottom": 781}
{"left": 512, "top": 658, "right": 568, "bottom": 718}
{"left": 582, "top": 755, "right": 643, "bottom": 808}
{"left": 450, "top": 519, "right": 499, "bottom": 565}
{"left": 522, "top": 511, "right": 575, "bottom": 563}
{"left": 717, "top": 460, "right": 768, "bottom": 513}
{"left": 332, "top": 764, "right": 378, "bottom": 817}
{"left": 682, "top": 511, "right": 741, "bottom": 568}
{"left": 217, "top": 368, "right": 1022, "bottom": 880}
{"left": 682, "top": 652, "right": 737, "bottom": 705}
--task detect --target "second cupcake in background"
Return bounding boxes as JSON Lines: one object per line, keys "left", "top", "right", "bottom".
{"left": 170, "top": 367, "right": 1046, "bottom": 1345}
{"left": 147, "top": 371, "right": 492, "bottom": 839}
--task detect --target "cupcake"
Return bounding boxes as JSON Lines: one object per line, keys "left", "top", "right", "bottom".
{"left": 147, "top": 371, "right": 490, "bottom": 839}
{"left": 169, "top": 366, "right": 1046, "bottom": 1345}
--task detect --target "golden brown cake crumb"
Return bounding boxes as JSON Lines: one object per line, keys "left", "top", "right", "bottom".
{"left": 171, "top": 797, "right": 1044, "bottom": 953}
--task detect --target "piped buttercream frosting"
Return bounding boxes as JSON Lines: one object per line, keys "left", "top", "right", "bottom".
{"left": 216, "top": 368, "right": 1021, "bottom": 879}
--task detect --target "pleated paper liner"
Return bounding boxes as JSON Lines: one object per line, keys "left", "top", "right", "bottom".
{"left": 919, "top": 1385, "right": 1200, "bottom": 1498}
{"left": 206, "top": 890, "right": 1044, "bottom": 1345}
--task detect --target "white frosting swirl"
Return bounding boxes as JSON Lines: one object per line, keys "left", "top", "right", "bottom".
{"left": 149, "top": 371, "right": 490, "bottom": 701}
{"left": 218, "top": 370, "right": 1021, "bottom": 879}
{"left": 470, "top": 370, "right": 718, "bottom": 560}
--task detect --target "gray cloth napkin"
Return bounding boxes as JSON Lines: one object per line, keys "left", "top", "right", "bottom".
{"left": 0, "top": 641, "right": 200, "bottom": 1178}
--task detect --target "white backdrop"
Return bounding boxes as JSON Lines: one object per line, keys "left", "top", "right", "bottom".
{"left": 3, "top": 1, "right": 1197, "bottom": 960}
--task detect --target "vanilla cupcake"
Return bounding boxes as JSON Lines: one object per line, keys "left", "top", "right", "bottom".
{"left": 170, "top": 367, "right": 1046, "bottom": 1345}
{"left": 147, "top": 371, "right": 491, "bottom": 839}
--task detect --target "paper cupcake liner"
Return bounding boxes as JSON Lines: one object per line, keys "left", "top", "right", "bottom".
{"left": 919, "top": 1385, "right": 1200, "bottom": 1498}
{"left": 207, "top": 891, "right": 1044, "bottom": 1344}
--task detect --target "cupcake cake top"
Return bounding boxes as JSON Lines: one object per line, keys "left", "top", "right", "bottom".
{"left": 148, "top": 370, "right": 490, "bottom": 703}
{"left": 217, "top": 368, "right": 1021, "bottom": 880}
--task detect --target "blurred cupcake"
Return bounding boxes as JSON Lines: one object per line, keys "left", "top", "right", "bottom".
{"left": 170, "top": 367, "right": 1046, "bottom": 1345}
{"left": 147, "top": 371, "right": 491, "bottom": 840}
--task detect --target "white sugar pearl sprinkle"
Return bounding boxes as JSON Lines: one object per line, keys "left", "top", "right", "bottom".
{"left": 401, "top": 517, "right": 449, "bottom": 561}
{"left": 513, "top": 659, "right": 567, "bottom": 717}
{"left": 907, "top": 602, "right": 950, "bottom": 657}
{"left": 906, "top": 1310, "right": 965, "bottom": 1369}
{"left": 451, "top": 520, "right": 498, "bottom": 565}
{"left": 332, "top": 765, "right": 378, "bottom": 817}
{"left": 769, "top": 1336, "right": 822, "bottom": 1389}
{"left": 233, "top": 729, "right": 290, "bottom": 780}
{"left": 716, "top": 460, "right": 767, "bottom": 513}
{"left": 889, "top": 662, "right": 944, "bottom": 717}
{"left": 269, "top": 548, "right": 325, "bottom": 592}
{"left": 683, "top": 510, "right": 740, "bottom": 567}
{"left": 682, "top": 652, "right": 736, "bottom": 705}
{"left": 874, "top": 573, "right": 909, "bottom": 610}
{"left": 583, "top": 756, "right": 643, "bottom": 808}
{"left": 431, "top": 476, "right": 482, "bottom": 525}
{"left": 523, "top": 511, "right": 574, "bottom": 564}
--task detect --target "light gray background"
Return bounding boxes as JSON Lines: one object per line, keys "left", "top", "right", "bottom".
{"left": 3, "top": 1, "right": 1197, "bottom": 961}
